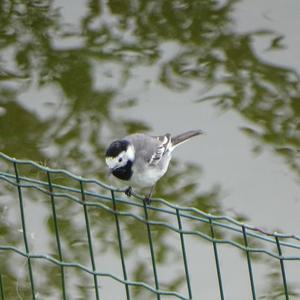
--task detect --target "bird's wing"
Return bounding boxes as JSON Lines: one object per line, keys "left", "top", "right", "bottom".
{"left": 148, "top": 134, "right": 172, "bottom": 165}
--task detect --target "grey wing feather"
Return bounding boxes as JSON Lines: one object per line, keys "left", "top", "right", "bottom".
{"left": 125, "top": 133, "right": 172, "bottom": 166}
{"left": 148, "top": 134, "right": 172, "bottom": 165}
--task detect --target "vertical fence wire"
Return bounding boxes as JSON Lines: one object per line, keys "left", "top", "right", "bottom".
{"left": 80, "top": 181, "right": 100, "bottom": 300}
{"left": 143, "top": 201, "right": 160, "bottom": 300}
{"left": 275, "top": 236, "right": 289, "bottom": 300}
{"left": 0, "top": 274, "right": 4, "bottom": 300}
{"left": 46, "top": 172, "right": 67, "bottom": 300}
{"left": 176, "top": 208, "right": 192, "bottom": 299}
{"left": 242, "top": 225, "right": 256, "bottom": 300}
{"left": 209, "top": 218, "right": 224, "bottom": 300}
{"left": 111, "top": 191, "right": 131, "bottom": 299}
{"left": 13, "top": 162, "right": 36, "bottom": 300}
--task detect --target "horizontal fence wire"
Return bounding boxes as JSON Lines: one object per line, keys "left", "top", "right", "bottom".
{"left": 0, "top": 152, "right": 300, "bottom": 299}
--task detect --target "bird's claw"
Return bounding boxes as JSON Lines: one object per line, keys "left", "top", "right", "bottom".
{"left": 144, "top": 196, "right": 151, "bottom": 205}
{"left": 125, "top": 186, "right": 132, "bottom": 197}
{"left": 125, "top": 187, "right": 152, "bottom": 205}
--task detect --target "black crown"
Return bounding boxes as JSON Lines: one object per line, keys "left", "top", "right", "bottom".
{"left": 105, "top": 140, "right": 130, "bottom": 158}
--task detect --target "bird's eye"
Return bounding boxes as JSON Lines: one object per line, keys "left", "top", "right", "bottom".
{"left": 118, "top": 158, "right": 123, "bottom": 163}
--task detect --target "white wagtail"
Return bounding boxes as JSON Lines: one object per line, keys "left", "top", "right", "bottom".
{"left": 105, "top": 130, "right": 203, "bottom": 203}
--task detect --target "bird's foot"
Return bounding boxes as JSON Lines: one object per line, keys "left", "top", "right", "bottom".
{"left": 125, "top": 186, "right": 132, "bottom": 197}
{"left": 144, "top": 185, "right": 155, "bottom": 205}
{"left": 144, "top": 196, "right": 152, "bottom": 205}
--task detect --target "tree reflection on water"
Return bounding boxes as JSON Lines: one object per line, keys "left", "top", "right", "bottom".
{"left": 0, "top": 0, "right": 299, "bottom": 299}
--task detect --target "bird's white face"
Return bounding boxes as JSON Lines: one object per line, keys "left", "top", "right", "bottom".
{"left": 105, "top": 144, "right": 135, "bottom": 170}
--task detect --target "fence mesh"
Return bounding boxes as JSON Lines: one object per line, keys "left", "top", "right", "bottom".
{"left": 0, "top": 152, "right": 300, "bottom": 299}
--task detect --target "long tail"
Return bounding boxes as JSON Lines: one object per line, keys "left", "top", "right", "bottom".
{"left": 171, "top": 129, "right": 203, "bottom": 148}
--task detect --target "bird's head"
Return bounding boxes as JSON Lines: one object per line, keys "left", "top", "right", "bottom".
{"left": 105, "top": 140, "right": 135, "bottom": 180}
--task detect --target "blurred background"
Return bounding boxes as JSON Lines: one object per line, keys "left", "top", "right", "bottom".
{"left": 0, "top": 0, "right": 300, "bottom": 299}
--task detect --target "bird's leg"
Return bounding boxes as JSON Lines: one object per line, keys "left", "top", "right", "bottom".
{"left": 125, "top": 186, "right": 132, "bottom": 197}
{"left": 144, "top": 185, "right": 155, "bottom": 205}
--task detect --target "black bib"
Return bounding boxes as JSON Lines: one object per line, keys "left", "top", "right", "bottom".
{"left": 112, "top": 160, "right": 133, "bottom": 181}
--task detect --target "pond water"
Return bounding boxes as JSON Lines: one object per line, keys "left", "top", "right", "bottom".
{"left": 0, "top": 0, "right": 300, "bottom": 299}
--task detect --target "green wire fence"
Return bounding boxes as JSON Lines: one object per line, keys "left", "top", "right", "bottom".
{"left": 0, "top": 152, "right": 300, "bottom": 299}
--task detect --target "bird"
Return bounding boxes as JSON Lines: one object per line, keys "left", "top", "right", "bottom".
{"left": 105, "top": 130, "right": 203, "bottom": 204}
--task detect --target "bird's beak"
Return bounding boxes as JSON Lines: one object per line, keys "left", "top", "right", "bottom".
{"left": 107, "top": 168, "right": 113, "bottom": 178}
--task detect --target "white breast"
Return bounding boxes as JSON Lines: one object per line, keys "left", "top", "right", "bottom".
{"left": 130, "top": 155, "right": 171, "bottom": 187}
